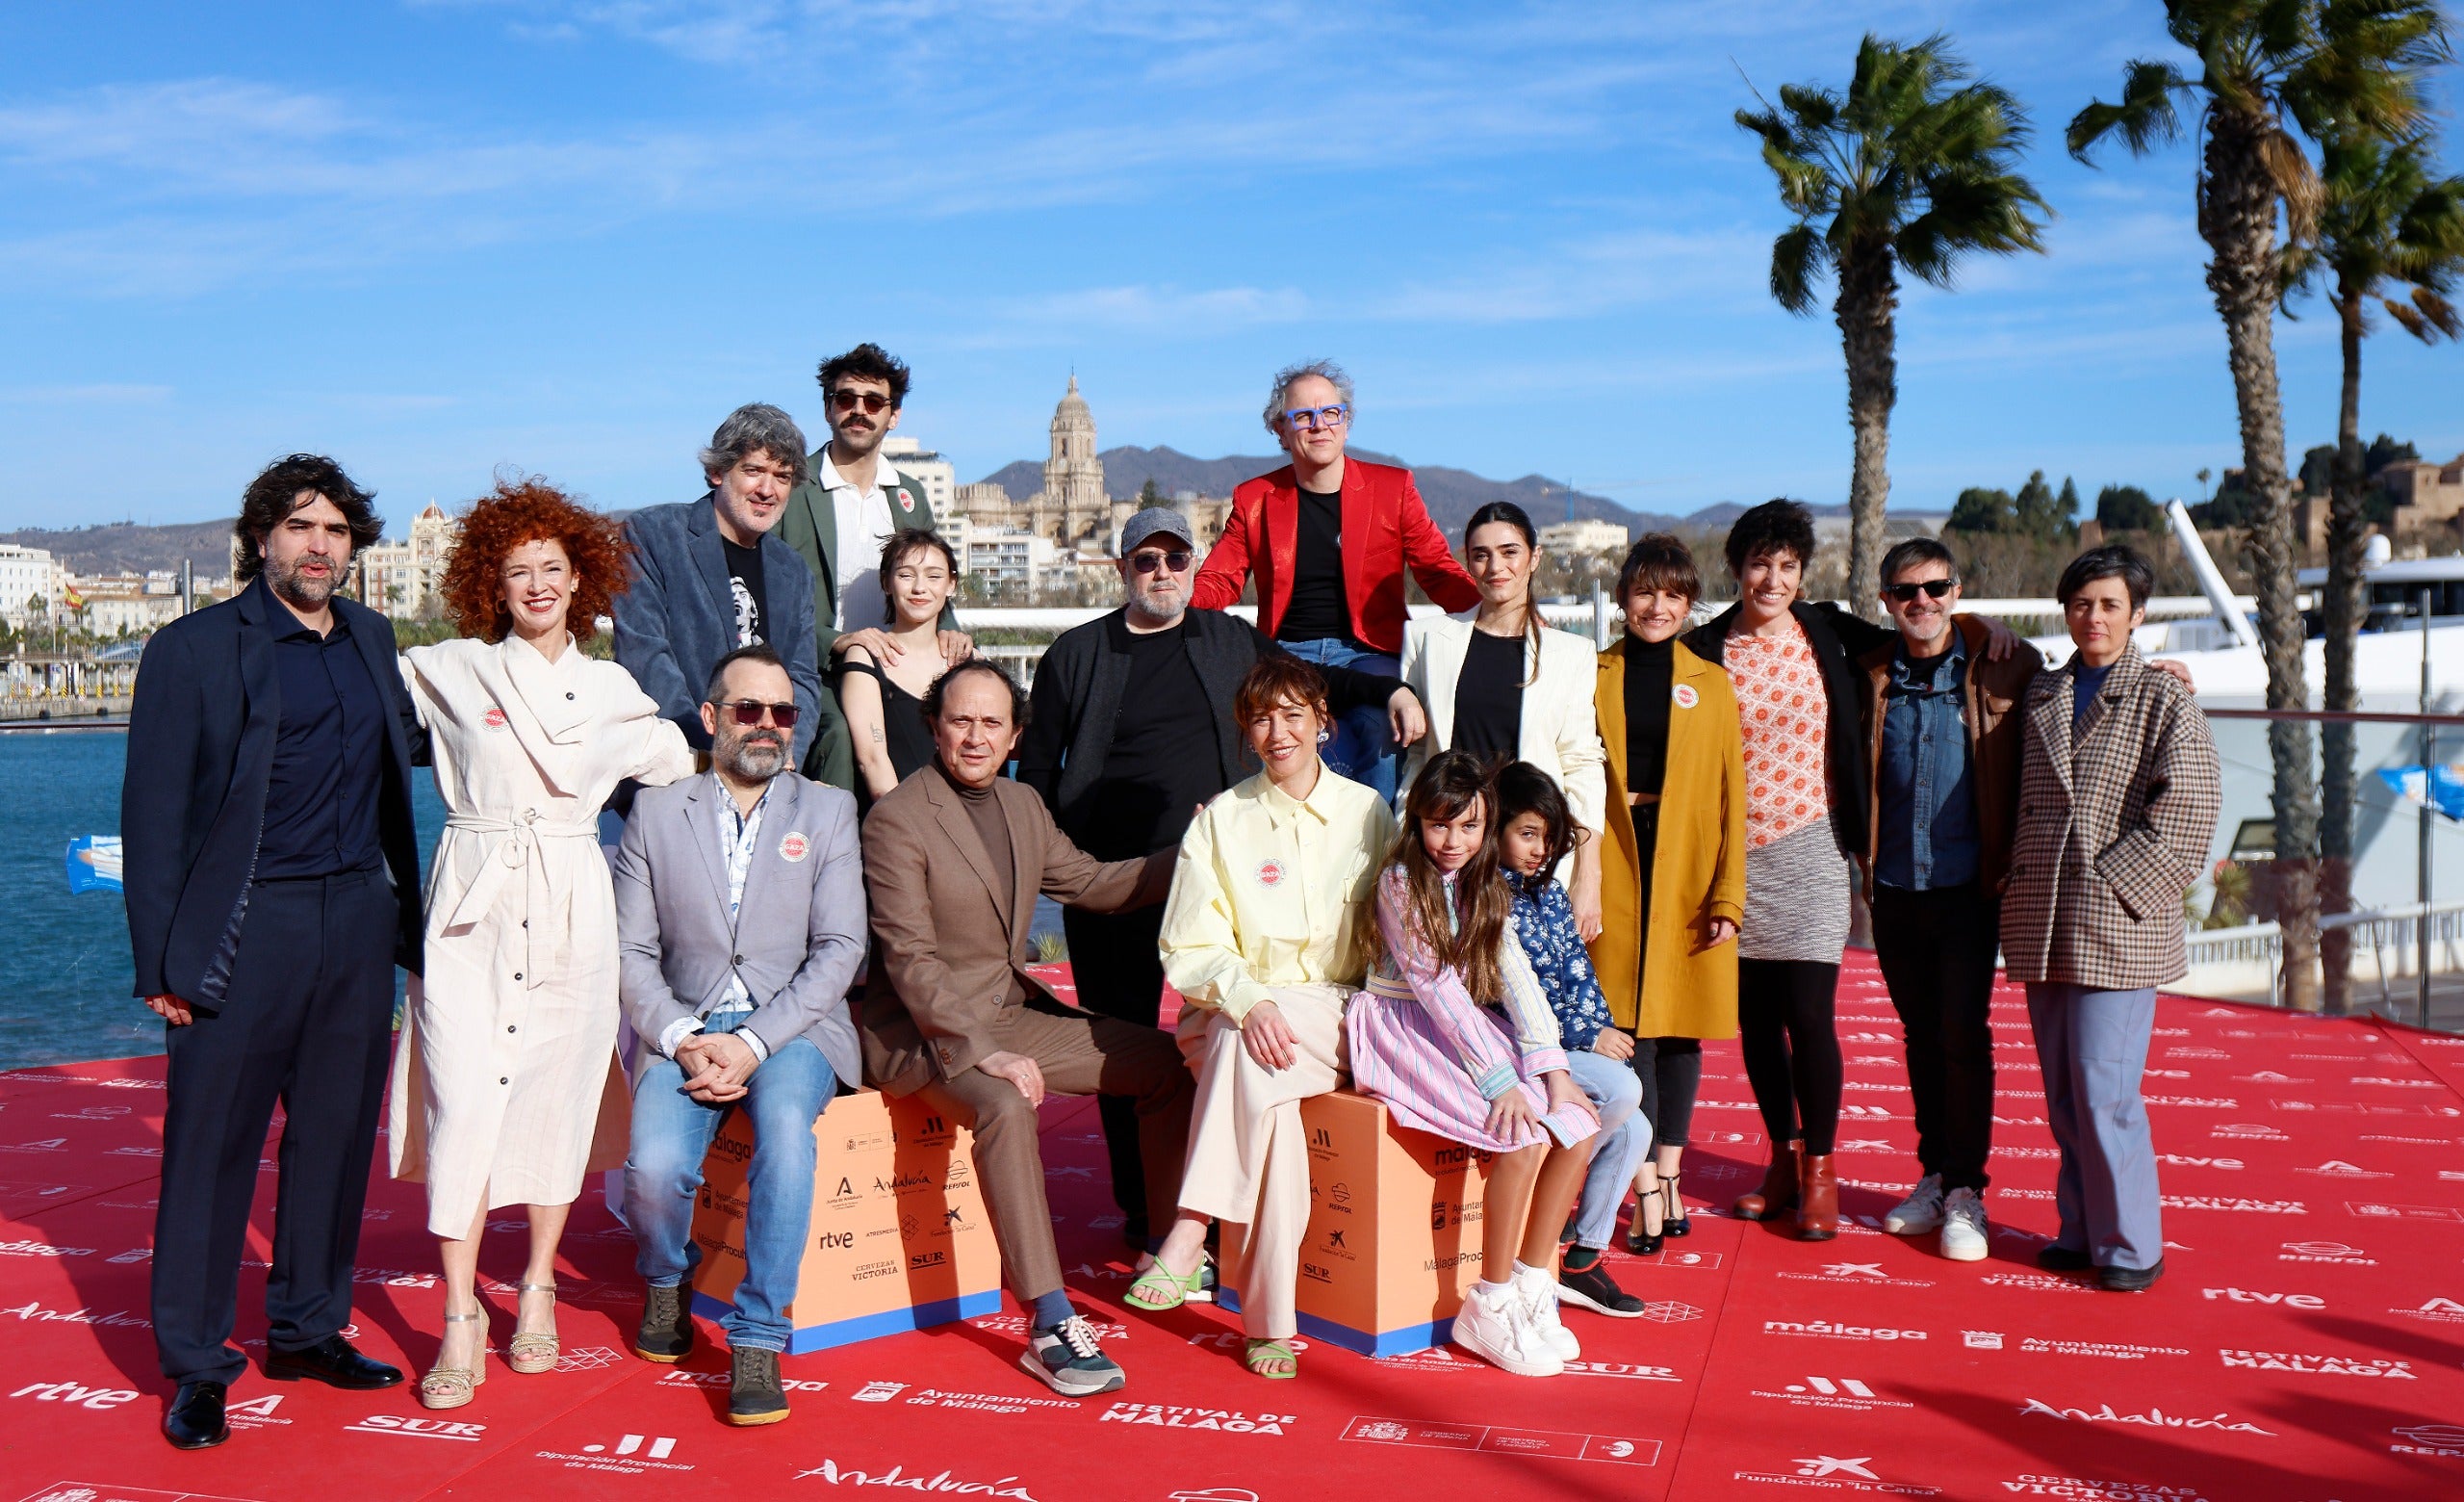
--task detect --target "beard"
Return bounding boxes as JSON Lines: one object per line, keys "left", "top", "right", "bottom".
{"left": 1125, "top": 583, "right": 1186, "bottom": 626}
{"left": 716, "top": 729, "right": 788, "bottom": 784}
{"left": 266, "top": 552, "right": 340, "bottom": 609}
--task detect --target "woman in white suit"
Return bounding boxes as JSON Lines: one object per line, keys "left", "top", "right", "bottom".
{"left": 1399, "top": 500, "right": 1608, "bottom": 934}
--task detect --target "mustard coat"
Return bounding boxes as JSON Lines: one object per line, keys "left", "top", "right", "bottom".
{"left": 1589, "top": 636, "right": 1747, "bottom": 1038}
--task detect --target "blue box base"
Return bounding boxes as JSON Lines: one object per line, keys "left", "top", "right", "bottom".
{"left": 690, "top": 1287, "right": 1003, "bottom": 1355}
{"left": 1214, "top": 1285, "right": 1454, "bottom": 1357}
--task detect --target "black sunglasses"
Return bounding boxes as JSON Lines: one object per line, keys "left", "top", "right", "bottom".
{"left": 1885, "top": 579, "right": 1957, "bottom": 603}
{"left": 830, "top": 389, "right": 893, "bottom": 414}
{"left": 717, "top": 699, "right": 800, "bottom": 728}
{"left": 1131, "top": 550, "right": 1193, "bottom": 574}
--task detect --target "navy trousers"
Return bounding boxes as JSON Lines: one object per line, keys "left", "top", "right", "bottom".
{"left": 151, "top": 868, "right": 398, "bottom": 1385}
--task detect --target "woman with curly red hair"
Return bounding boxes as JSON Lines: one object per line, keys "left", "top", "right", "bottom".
{"left": 386, "top": 478, "right": 694, "bottom": 1410}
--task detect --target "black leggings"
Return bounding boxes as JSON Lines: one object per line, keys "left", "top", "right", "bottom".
{"left": 1736, "top": 958, "right": 1843, "bottom": 1157}
{"left": 1629, "top": 1036, "right": 1703, "bottom": 1151}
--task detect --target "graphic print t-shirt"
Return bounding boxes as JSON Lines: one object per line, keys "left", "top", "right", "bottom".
{"left": 723, "top": 537, "right": 770, "bottom": 647}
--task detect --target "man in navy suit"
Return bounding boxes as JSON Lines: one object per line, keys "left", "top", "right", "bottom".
{"left": 614, "top": 403, "right": 827, "bottom": 770}
{"left": 121, "top": 454, "right": 428, "bottom": 1450}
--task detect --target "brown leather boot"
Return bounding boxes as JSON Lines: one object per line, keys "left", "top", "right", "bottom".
{"left": 1795, "top": 1153, "right": 1839, "bottom": 1241}
{"left": 1733, "top": 1140, "right": 1801, "bottom": 1221}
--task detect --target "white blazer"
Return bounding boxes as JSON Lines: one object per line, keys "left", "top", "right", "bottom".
{"left": 1399, "top": 610, "right": 1609, "bottom": 857}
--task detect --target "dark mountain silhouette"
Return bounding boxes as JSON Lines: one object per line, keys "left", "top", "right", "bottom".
{"left": 0, "top": 519, "right": 235, "bottom": 577}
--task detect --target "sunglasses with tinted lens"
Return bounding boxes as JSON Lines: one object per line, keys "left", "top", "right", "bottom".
{"left": 1131, "top": 551, "right": 1194, "bottom": 574}
{"left": 1885, "top": 579, "right": 1958, "bottom": 603}
{"left": 830, "top": 390, "right": 892, "bottom": 414}
{"left": 720, "top": 699, "right": 800, "bottom": 727}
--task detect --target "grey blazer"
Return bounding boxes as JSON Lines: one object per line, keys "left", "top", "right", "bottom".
{"left": 613, "top": 497, "right": 827, "bottom": 766}
{"left": 613, "top": 769, "right": 867, "bottom": 1087}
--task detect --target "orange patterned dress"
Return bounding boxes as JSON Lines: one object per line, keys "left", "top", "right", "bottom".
{"left": 1725, "top": 618, "right": 1853, "bottom": 961}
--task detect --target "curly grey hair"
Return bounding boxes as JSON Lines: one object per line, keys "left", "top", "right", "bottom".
{"left": 1260, "top": 358, "right": 1355, "bottom": 435}
{"left": 699, "top": 402, "right": 809, "bottom": 484}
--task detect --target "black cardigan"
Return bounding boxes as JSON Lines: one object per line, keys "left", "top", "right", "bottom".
{"left": 1682, "top": 599, "right": 1894, "bottom": 863}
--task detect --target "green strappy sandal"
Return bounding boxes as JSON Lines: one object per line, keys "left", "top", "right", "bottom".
{"left": 1124, "top": 1256, "right": 1210, "bottom": 1312}
{"left": 1243, "top": 1339, "right": 1297, "bottom": 1380}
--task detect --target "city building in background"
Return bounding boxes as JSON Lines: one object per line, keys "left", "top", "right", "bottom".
{"left": 880, "top": 436, "right": 956, "bottom": 515}
{"left": 350, "top": 501, "right": 461, "bottom": 618}
{"left": 0, "top": 544, "right": 56, "bottom": 627}
{"left": 1536, "top": 517, "right": 1630, "bottom": 557}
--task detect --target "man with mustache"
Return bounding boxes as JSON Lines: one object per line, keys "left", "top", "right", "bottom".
{"left": 614, "top": 644, "right": 867, "bottom": 1426}
{"left": 777, "top": 343, "right": 967, "bottom": 789}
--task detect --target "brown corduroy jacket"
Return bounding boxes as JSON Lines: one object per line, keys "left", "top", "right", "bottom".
{"left": 1855, "top": 614, "right": 2044, "bottom": 901}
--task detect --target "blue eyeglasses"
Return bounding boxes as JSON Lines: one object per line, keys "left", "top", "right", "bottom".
{"left": 1280, "top": 403, "right": 1350, "bottom": 431}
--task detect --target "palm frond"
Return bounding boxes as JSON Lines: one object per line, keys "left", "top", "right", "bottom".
{"left": 2069, "top": 59, "right": 2187, "bottom": 161}
{"left": 2409, "top": 285, "right": 2461, "bottom": 340}
{"left": 1769, "top": 221, "right": 1829, "bottom": 316}
{"left": 2261, "top": 127, "right": 2324, "bottom": 242}
{"left": 2383, "top": 298, "right": 2433, "bottom": 338}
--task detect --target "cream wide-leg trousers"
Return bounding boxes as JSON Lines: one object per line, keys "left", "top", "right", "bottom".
{"left": 1174, "top": 982, "right": 1348, "bottom": 1341}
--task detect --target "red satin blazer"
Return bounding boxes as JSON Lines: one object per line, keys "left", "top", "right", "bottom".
{"left": 1191, "top": 458, "right": 1478, "bottom": 658}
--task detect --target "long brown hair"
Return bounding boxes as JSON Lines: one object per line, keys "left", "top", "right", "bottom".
{"left": 1376, "top": 749, "right": 1511, "bottom": 1000}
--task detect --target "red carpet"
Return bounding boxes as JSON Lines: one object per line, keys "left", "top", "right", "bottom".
{"left": 4, "top": 953, "right": 2461, "bottom": 1501}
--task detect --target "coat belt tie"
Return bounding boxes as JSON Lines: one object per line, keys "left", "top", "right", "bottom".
{"left": 440, "top": 809, "right": 601, "bottom": 990}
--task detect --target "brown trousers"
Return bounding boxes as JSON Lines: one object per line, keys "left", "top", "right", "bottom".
{"left": 914, "top": 996, "right": 1192, "bottom": 1302}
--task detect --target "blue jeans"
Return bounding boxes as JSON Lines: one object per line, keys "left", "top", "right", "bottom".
{"left": 1564, "top": 1049, "right": 1649, "bottom": 1251}
{"left": 2026, "top": 983, "right": 2161, "bottom": 1272}
{"left": 624, "top": 1011, "right": 836, "bottom": 1352}
{"left": 1278, "top": 636, "right": 1399, "bottom": 802}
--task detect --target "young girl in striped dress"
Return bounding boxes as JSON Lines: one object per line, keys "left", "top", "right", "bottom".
{"left": 1348, "top": 750, "right": 1602, "bottom": 1377}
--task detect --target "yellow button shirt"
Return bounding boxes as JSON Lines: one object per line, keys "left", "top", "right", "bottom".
{"left": 1160, "top": 766, "right": 1400, "bottom": 1023}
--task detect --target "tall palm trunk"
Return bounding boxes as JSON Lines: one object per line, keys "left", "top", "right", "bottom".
{"left": 2320, "top": 284, "right": 2371, "bottom": 1014}
{"left": 1837, "top": 246, "right": 1899, "bottom": 617}
{"left": 2204, "top": 107, "right": 2322, "bottom": 1011}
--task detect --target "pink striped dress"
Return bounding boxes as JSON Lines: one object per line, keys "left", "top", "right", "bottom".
{"left": 1346, "top": 867, "right": 1602, "bottom": 1153}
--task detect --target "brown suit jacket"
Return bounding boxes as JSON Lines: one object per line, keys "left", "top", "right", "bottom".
{"left": 859, "top": 764, "right": 1171, "bottom": 1096}
{"left": 1855, "top": 614, "right": 2044, "bottom": 901}
{"left": 1998, "top": 645, "right": 2221, "bottom": 990}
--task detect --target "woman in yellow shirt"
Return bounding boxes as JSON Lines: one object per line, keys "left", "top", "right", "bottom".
{"left": 1129, "top": 656, "right": 1398, "bottom": 1381}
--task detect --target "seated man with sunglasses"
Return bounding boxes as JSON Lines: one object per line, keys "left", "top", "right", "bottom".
{"left": 615, "top": 643, "right": 867, "bottom": 1426}
{"left": 1016, "top": 506, "right": 1425, "bottom": 1248}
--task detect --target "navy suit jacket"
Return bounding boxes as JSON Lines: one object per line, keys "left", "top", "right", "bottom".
{"left": 613, "top": 497, "right": 825, "bottom": 766}
{"left": 121, "top": 576, "right": 427, "bottom": 1008}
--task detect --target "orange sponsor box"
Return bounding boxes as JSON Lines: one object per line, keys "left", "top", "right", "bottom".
{"left": 1219, "top": 1088, "right": 1496, "bottom": 1357}
{"left": 686, "top": 1088, "right": 1003, "bottom": 1354}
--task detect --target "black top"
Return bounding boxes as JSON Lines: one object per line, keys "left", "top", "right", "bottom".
{"left": 1276, "top": 486, "right": 1348, "bottom": 643}
{"left": 721, "top": 536, "right": 770, "bottom": 648}
{"left": 840, "top": 655, "right": 936, "bottom": 794}
{"left": 1622, "top": 634, "right": 1675, "bottom": 797}
{"left": 257, "top": 609, "right": 387, "bottom": 878}
{"left": 1451, "top": 628, "right": 1527, "bottom": 765}
{"left": 1078, "top": 616, "right": 1220, "bottom": 860}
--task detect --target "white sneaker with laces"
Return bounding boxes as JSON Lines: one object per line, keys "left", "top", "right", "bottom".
{"left": 1938, "top": 1186, "right": 1989, "bottom": 1262}
{"left": 1451, "top": 1282, "right": 1563, "bottom": 1377}
{"left": 1518, "top": 1274, "right": 1579, "bottom": 1362}
{"left": 1884, "top": 1173, "right": 1945, "bottom": 1235}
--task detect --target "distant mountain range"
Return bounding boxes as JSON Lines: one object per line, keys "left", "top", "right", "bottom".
{"left": 0, "top": 519, "right": 234, "bottom": 577}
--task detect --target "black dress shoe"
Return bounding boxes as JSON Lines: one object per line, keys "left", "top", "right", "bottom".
{"left": 2035, "top": 1243, "right": 2094, "bottom": 1273}
{"left": 2097, "top": 1259, "right": 2165, "bottom": 1293}
{"left": 164, "top": 1380, "right": 230, "bottom": 1450}
{"left": 265, "top": 1334, "right": 403, "bottom": 1389}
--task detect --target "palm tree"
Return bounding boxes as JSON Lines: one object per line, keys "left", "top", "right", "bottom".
{"left": 2288, "top": 125, "right": 2464, "bottom": 1012}
{"left": 2068, "top": 0, "right": 2448, "bottom": 1012}
{"left": 1737, "top": 34, "right": 2049, "bottom": 615}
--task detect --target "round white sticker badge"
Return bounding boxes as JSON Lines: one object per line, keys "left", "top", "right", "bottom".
{"left": 1256, "top": 858, "right": 1288, "bottom": 889}
{"left": 1672, "top": 684, "right": 1700, "bottom": 710}
{"left": 779, "top": 832, "right": 810, "bottom": 864}
{"left": 896, "top": 488, "right": 916, "bottom": 514}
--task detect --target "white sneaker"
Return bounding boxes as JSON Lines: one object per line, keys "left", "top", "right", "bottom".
{"left": 1452, "top": 1283, "right": 1563, "bottom": 1377}
{"left": 1939, "top": 1187, "right": 1989, "bottom": 1263}
{"left": 1884, "top": 1174, "right": 1945, "bottom": 1234}
{"left": 1519, "top": 1275, "right": 1580, "bottom": 1362}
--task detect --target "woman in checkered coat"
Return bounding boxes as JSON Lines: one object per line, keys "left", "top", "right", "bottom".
{"left": 2001, "top": 545, "right": 2220, "bottom": 1294}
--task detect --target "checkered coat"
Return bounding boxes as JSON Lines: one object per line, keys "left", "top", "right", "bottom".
{"left": 1999, "top": 645, "right": 2220, "bottom": 990}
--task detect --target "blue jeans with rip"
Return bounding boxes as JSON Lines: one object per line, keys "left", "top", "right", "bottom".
{"left": 624, "top": 1010, "right": 836, "bottom": 1352}
{"left": 1565, "top": 1049, "right": 1650, "bottom": 1251}
{"left": 1276, "top": 636, "right": 1399, "bottom": 803}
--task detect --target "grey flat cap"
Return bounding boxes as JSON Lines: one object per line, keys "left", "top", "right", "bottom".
{"left": 1120, "top": 505, "right": 1196, "bottom": 555}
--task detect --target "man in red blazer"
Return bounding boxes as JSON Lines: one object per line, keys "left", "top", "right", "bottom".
{"left": 1191, "top": 360, "right": 1476, "bottom": 798}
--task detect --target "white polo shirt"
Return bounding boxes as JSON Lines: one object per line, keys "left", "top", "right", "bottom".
{"left": 818, "top": 451, "right": 907, "bottom": 634}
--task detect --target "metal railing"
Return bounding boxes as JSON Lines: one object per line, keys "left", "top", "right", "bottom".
{"left": 2184, "top": 899, "right": 2464, "bottom": 1020}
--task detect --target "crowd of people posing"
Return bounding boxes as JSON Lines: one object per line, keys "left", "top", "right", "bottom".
{"left": 122, "top": 348, "right": 2222, "bottom": 1451}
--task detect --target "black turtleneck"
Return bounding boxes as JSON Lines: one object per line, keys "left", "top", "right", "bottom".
{"left": 1623, "top": 635, "right": 1675, "bottom": 796}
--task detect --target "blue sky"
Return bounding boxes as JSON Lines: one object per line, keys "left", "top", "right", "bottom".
{"left": 1, "top": 0, "right": 2457, "bottom": 534}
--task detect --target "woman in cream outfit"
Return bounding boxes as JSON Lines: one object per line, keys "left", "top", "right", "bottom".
{"left": 1399, "top": 502, "right": 1606, "bottom": 928}
{"left": 389, "top": 478, "right": 695, "bottom": 1408}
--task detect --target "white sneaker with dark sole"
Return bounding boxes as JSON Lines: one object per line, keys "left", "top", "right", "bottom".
{"left": 1884, "top": 1173, "right": 1945, "bottom": 1235}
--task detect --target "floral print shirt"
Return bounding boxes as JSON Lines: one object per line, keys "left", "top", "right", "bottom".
{"left": 1504, "top": 869, "right": 1613, "bottom": 1051}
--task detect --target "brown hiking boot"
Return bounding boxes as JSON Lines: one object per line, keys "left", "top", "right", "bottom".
{"left": 1796, "top": 1153, "right": 1839, "bottom": 1241}
{"left": 727, "top": 1346, "right": 788, "bottom": 1426}
{"left": 1733, "top": 1139, "right": 1802, "bottom": 1221}
{"left": 634, "top": 1282, "right": 694, "bottom": 1363}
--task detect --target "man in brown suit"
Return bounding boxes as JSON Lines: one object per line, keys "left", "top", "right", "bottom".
{"left": 859, "top": 659, "right": 1188, "bottom": 1397}
{"left": 2001, "top": 545, "right": 2220, "bottom": 1294}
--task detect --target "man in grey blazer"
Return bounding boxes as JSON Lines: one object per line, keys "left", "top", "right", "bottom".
{"left": 614, "top": 644, "right": 865, "bottom": 1427}
{"left": 615, "top": 402, "right": 829, "bottom": 768}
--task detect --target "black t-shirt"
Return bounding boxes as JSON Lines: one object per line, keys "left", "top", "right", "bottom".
{"left": 1275, "top": 486, "right": 1348, "bottom": 643}
{"left": 1623, "top": 634, "right": 1674, "bottom": 796}
{"left": 1451, "top": 628, "right": 1527, "bottom": 765}
{"left": 1081, "top": 616, "right": 1221, "bottom": 860}
{"left": 722, "top": 537, "right": 769, "bottom": 647}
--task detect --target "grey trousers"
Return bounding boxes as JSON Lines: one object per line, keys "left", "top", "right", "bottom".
{"left": 2025, "top": 982, "right": 2161, "bottom": 1272}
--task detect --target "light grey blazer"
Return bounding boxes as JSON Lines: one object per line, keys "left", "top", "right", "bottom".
{"left": 613, "top": 769, "right": 867, "bottom": 1087}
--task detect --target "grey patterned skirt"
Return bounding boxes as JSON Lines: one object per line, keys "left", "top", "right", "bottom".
{"left": 1738, "top": 821, "right": 1853, "bottom": 962}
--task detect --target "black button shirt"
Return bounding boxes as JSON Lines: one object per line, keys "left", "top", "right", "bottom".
{"left": 257, "top": 606, "right": 387, "bottom": 878}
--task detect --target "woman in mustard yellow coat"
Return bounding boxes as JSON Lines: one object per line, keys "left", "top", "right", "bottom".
{"left": 1590, "top": 534, "right": 1746, "bottom": 1254}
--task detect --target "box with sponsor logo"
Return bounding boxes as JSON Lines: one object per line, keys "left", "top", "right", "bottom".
{"left": 686, "top": 1087, "right": 1001, "bottom": 1353}
{"left": 1219, "top": 1088, "right": 1495, "bottom": 1357}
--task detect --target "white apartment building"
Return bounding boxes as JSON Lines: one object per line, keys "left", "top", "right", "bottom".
{"left": 351, "top": 503, "right": 461, "bottom": 617}
{"left": 881, "top": 436, "right": 958, "bottom": 517}
{"left": 1538, "top": 518, "right": 1631, "bottom": 556}
{"left": 0, "top": 543, "right": 58, "bottom": 620}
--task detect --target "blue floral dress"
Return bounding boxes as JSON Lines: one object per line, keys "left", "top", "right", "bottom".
{"left": 1504, "top": 869, "right": 1614, "bottom": 1051}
